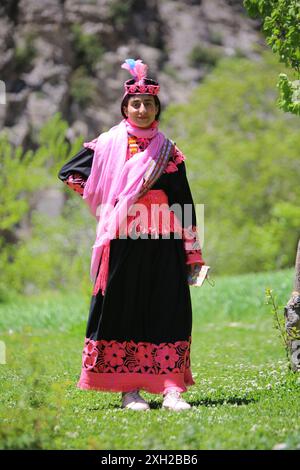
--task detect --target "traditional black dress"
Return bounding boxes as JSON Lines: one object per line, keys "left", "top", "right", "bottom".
{"left": 58, "top": 134, "right": 204, "bottom": 394}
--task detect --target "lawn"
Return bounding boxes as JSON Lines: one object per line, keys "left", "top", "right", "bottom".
{"left": 0, "top": 268, "right": 299, "bottom": 450}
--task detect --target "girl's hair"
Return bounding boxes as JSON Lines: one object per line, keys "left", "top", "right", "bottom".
{"left": 121, "top": 94, "right": 161, "bottom": 120}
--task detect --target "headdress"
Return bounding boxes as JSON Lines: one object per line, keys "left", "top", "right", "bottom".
{"left": 121, "top": 58, "right": 160, "bottom": 95}
{"left": 120, "top": 58, "right": 160, "bottom": 118}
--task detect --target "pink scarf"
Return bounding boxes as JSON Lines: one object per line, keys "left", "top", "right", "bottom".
{"left": 82, "top": 118, "right": 169, "bottom": 295}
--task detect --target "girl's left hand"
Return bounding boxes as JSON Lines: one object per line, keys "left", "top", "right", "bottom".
{"left": 187, "top": 263, "right": 202, "bottom": 285}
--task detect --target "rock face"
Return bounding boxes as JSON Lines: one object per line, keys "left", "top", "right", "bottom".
{"left": 0, "top": 0, "right": 262, "bottom": 146}
{"left": 285, "top": 293, "right": 300, "bottom": 372}
{"left": 285, "top": 240, "right": 300, "bottom": 373}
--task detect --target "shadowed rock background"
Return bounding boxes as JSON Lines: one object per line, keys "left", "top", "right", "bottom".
{"left": 0, "top": 0, "right": 262, "bottom": 148}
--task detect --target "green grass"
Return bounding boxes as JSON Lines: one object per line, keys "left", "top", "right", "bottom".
{"left": 0, "top": 269, "right": 300, "bottom": 450}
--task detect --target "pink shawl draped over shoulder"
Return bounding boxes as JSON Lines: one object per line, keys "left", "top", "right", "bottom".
{"left": 82, "top": 119, "right": 167, "bottom": 293}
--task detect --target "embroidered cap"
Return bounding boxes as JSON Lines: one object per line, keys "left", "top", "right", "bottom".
{"left": 121, "top": 58, "right": 160, "bottom": 96}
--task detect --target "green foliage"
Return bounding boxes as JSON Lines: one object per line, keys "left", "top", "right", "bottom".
{"left": 265, "top": 288, "right": 290, "bottom": 364}
{"left": 277, "top": 73, "right": 300, "bottom": 115}
{"left": 244, "top": 0, "right": 300, "bottom": 115}
{"left": 244, "top": 0, "right": 300, "bottom": 71}
{"left": 70, "top": 24, "right": 104, "bottom": 73}
{"left": 108, "top": 0, "right": 134, "bottom": 30}
{"left": 13, "top": 33, "right": 37, "bottom": 73}
{"left": 265, "top": 287, "right": 300, "bottom": 369}
{"left": 244, "top": 0, "right": 275, "bottom": 22}
{"left": 189, "top": 44, "right": 222, "bottom": 67}
{"left": 161, "top": 51, "right": 300, "bottom": 274}
{"left": 0, "top": 139, "right": 34, "bottom": 231}
{"left": 70, "top": 66, "right": 98, "bottom": 107}
{"left": 8, "top": 200, "right": 94, "bottom": 298}
{"left": 0, "top": 113, "right": 92, "bottom": 299}
{"left": 0, "top": 133, "right": 45, "bottom": 299}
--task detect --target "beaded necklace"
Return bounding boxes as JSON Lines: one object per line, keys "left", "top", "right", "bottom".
{"left": 128, "top": 135, "right": 139, "bottom": 156}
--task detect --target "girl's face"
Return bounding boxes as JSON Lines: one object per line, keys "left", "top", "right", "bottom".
{"left": 123, "top": 94, "right": 159, "bottom": 128}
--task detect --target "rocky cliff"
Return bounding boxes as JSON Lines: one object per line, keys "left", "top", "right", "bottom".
{"left": 0, "top": 0, "right": 262, "bottom": 148}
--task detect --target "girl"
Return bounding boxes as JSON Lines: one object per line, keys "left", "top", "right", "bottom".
{"left": 58, "top": 59, "right": 207, "bottom": 411}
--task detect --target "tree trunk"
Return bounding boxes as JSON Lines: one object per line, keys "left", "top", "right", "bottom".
{"left": 284, "top": 239, "right": 300, "bottom": 372}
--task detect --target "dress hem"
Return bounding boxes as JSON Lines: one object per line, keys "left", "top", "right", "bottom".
{"left": 77, "top": 369, "right": 196, "bottom": 394}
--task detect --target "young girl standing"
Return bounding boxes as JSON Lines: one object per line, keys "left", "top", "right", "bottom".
{"left": 58, "top": 59, "right": 207, "bottom": 411}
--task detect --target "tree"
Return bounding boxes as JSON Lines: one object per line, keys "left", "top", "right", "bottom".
{"left": 244, "top": 0, "right": 300, "bottom": 115}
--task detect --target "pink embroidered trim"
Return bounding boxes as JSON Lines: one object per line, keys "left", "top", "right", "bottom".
{"left": 183, "top": 224, "right": 204, "bottom": 265}
{"left": 77, "top": 337, "right": 195, "bottom": 393}
{"left": 185, "top": 251, "right": 205, "bottom": 265}
{"left": 125, "top": 83, "right": 160, "bottom": 95}
{"left": 65, "top": 173, "right": 86, "bottom": 196}
{"left": 183, "top": 225, "right": 202, "bottom": 251}
{"left": 163, "top": 145, "right": 186, "bottom": 174}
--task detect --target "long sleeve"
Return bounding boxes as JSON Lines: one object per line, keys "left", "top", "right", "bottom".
{"left": 166, "top": 150, "right": 205, "bottom": 267}
{"left": 58, "top": 147, "right": 94, "bottom": 196}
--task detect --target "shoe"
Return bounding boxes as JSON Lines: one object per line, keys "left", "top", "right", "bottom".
{"left": 162, "top": 389, "right": 191, "bottom": 411}
{"left": 121, "top": 390, "right": 150, "bottom": 411}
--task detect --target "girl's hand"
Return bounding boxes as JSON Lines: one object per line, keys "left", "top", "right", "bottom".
{"left": 187, "top": 263, "right": 210, "bottom": 286}
{"left": 187, "top": 262, "right": 202, "bottom": 285}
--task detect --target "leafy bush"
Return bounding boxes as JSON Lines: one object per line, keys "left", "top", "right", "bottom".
{"left": 244, "top": 0, "right": 300, "bottom": 115}
{"left": 0, "top": 113, "right": 93, "bottom": 300}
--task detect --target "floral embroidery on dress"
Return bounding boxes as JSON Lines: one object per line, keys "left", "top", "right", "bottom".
{"left": 82, "top": 337, "right": 192, "bottom": 374}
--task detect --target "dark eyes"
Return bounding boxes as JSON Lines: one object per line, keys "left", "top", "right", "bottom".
{"left": 132, "top": 102, "right": 153, "bottom": 107}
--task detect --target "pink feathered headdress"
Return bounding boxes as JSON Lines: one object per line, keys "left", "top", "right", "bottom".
{"left": 121, "top": 58, "right": 160, "bottom": 96}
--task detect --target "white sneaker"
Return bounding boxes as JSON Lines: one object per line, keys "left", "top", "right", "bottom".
{"left": 162, "top": 390, "right": 191, "bottom": 411}
{"left": 121, "top": 390, "right": 150, "bottom": 411}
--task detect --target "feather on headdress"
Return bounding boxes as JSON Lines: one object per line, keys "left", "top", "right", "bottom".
{"left": 121, "top": 58, "right": 160, "bottom": 98}
{"left": 121, "top": 58, "right": 148, "bottom": 83}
